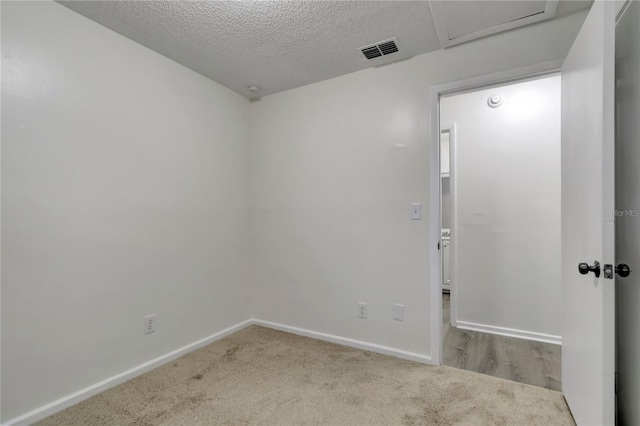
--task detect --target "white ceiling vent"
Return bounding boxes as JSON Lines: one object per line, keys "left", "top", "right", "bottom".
{"left": 359, "top": 38, "right": 400, "bottom": 61}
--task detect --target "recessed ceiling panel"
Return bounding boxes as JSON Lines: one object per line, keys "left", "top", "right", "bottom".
{"left": 430, "top": 0, "right": 560, "bottom": 48}
{"left": 442, "top": 1, "right": 546, "bottom": 39}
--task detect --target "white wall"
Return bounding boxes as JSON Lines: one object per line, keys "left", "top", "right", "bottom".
{"left": 250, "top": 13, "right": 585, "bottom": 356}
{"left": 1, "top": 1, "right": 251, "bottom": 421}
{"left": 1, "top": 1, "right": 591, "bottom": 421}
{"left": 615, "top": 1, "right": 640, "bottom": 424}
{"left": 441, "top": 76, "right": 562, "bottom": 341}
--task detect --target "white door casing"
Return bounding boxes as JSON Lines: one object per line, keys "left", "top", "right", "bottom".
{"left": 561, "top": 1, "right": 616, "bottom": 425}
{"left": 429, "top": 60, "right": 564, "bottom": 366}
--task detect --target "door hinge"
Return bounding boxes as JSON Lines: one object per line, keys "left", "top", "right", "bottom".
{"left": 615, "top": 371, "right": 619, "bottom": 394}
{"left": 437, "top": 241, "right": 441, "bottom": 250}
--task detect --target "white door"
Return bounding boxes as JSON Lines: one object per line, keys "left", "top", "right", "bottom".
{"left": 614, "top": 1, "right": 640, "bottom": 425}
{"left": 561, "top": 1, "right": 616, "bottom": 425}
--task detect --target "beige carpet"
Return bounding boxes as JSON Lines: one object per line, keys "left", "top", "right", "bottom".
{"left": 37, "top": 326, "right": 574, "bottom": 425}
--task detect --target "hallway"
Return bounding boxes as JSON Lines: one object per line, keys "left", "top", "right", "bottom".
{"left": 442, "top": 294, "right": 562, "bottom": 391}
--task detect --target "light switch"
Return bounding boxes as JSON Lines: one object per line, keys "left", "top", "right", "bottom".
{"left": 410, "top": 203, "right": 422, "bottom": 220}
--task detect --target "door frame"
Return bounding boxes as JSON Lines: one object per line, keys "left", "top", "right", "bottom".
{"left": 427, "top": 59, "right": 563, "bottom": 365}
{"left": 439, "top": 124, "right": 457, "bottom": 327}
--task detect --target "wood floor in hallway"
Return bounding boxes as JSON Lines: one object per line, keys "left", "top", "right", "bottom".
{"left": 442, "top": 293, "right": 562, "bottom": 391}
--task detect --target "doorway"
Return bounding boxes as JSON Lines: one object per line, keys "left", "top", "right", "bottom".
{"left": 426, "top": 3, "right": 618, "bottom": 422}
{"left": 437, "top": 74, "right": 562, "bottom": 391}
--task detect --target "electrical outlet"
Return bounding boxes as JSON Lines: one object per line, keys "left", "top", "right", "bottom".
{"left": 144, "top": 314, "right": 156, "bottom": 334}
{"left": 392, "top": 303, "right": 404, "bottom": 321}
{"left": 358, "top": 302, "right": 368, "bottom": 319}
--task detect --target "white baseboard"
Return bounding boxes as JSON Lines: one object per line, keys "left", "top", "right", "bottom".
{"left": 2, "top": 319, "right": 254, "bottom": 426}
{"left": 456, "top": 320, "right": 562, "bottom": 345}
{"left": 253, "top": 319, "right": 433, "bottom": 365}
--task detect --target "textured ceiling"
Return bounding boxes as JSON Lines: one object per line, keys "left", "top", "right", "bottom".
{"left": 58, "top": 1, "right": 592, "bottom": 99}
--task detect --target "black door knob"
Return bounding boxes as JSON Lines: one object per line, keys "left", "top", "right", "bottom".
{"left": 616, "top": 264, "right": 631, "bottom": 278}
{"left": 578, "top": 261, "right": 601, "bottom": 278}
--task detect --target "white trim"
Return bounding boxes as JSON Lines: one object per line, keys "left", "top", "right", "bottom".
{"left": 428, "top": 60, "right": 563, "bottom": 367}
{"left": 2, "top": 319, "right": 254, "bottom": 426}
{"left": 429, "top": 83, "right": 443, "bottom": 366}
{"left": 441, "top": 124, "right": 458, "bottom": 328}
{"left": 253, "top": 319, "right": 433, "bottom": 365}
{"left": 456, "top": 320, "right": 562, "bottom": 346}
{"left": 430, "top": 60, "right": 563, "bottom": 99}
{"left": 429, "top": 0, "right": 559, "bottom": 48}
